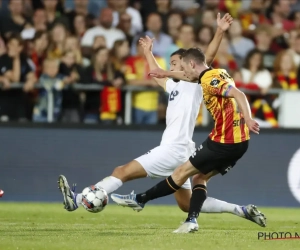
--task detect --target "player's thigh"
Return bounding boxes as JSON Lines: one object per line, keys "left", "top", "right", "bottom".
{"left": 135, "top": 145, "right": 186, "bottom": 180}
{"left": 111, "top": 160, "right": 147, "bottom": 182}
{"left": 174, "top": 188, "right": 192, "bottom": 213}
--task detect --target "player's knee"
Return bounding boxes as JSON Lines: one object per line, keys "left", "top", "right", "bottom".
{"left": 111, "top": 165, "right": 127, "bottom": 182}
{"left": 192, "top": 174, "right": 206, "bottom": 185}
{"left": 172, "top": 166, "right": 188, "bottom": 186}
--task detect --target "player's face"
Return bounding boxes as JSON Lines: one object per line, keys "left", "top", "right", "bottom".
{"left": 181, "top": 59, "right": 197, "bottom": 81}
{"left": 169, "top": 55, "right": 182, "bottom": 71}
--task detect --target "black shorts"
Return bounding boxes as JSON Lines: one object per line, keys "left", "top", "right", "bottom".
{"left": 189, "top": 137, "right": 249, "bottom": 175}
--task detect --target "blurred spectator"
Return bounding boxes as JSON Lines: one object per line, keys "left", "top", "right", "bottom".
{"left": 131, "top": 13, "right": 173, "bottom": 57}
{"left": 240, "top": 49, "right": 272, "bottom": 94}
{"left": 59, "top": 50, "right": 84, "bottom": 122}
{"left": 212, "top": 36, "right": 238, "bottom": 75}
{"left": 21, "top": 8, "right": 47, "bottom": 41}
{"left": 43, "top": 0, "right": 69, "bottom": 30}
{"left": 291, "top": 10, "right": 300, "bottom": 29}
{"left": 167, "top": 11, "right": 183, "bottom": 42}
{"left": 268, "top": 0, "right": 294, "bottom": 34}
{"left": 73, "top": 14, "right": 87, "bottom": 40}
{"left": 228, "top": 20, "right": 255, "bottom": 65}
{"left": 65, "top": 0, "right": 108, "bottom": 18}
{"left": 200, "top": 10, "right": 216, "bottom": 29}
{"left": 0, "top": 36, "right": 6, "bottom": 56}
{"left": 273, "top": 50, "right": 299, "bottom": 90}
{"left": 0, "top": 0, "right": 31, "bottom": 39}
{"left": 155, "top": 0, "right": 172, "bottom": 33}
{"left": 64, "top": 36, "right": 83, "bottom": 65}
{"left": 116, "top": 12, "right": 134, "bottom": 46}
{"left": 109, "top": 0, "right": 143, "bottom": 36}
{"left": 172, "top": 0, "right": 200, "bottom": 19}
{"left": 176, "top": 24, "right": 196, "bottom": 49}
{"left": 66, "top": 0, "right": 95, "bottom": 34}
{"left": 287, "top": 32, "right": 300, "bottom": 67}
{"left": 0, "top": 33, "right": 36, "bottom": 121}
{"left": 81, "top": 8, "right": 125, "bottom": 53}
{"left": 92, "top": 36, "right": 107, "bottom": 50}
{"left": 82, "top": 47, "right": 125, "bottom": 124}
{"left": 47, "top": 23, "right": 68, "bottom": 60}
{"left": 239, "top": 0, "right": 269, "bottom": 33}
{"left": 126, "top": 40, "right": 167, "bottom": 124}
{"left": 196, "top": 25, "right": 214, "bottom": 51}
{"left": 254, "top": 24, "right": 276, "bottom": 71}
{"left": 165, "top": 24, "right": 196, "bottom": 64}
{"left": 240, "top": 49, "right": 275, "bottom": 128}
{"left": 219, "top": 0, "right": 242, "bottom": 18}
{"left": 30, "top": 31, "right": 49, "bottom": 78}
{"left": 33, "top": 58, "right": 64, "bottom": 122}
{"left": 204, "top": 0, "right": 220, "bottom": 11}
{"left": 110, "top": 39, "right": 130, "bottom": 74}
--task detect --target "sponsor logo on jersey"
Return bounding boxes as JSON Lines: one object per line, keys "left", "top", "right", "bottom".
{"left": 210, "top": 78, "right": 220, "bottom": 87}
{"left": 287, "top": 148, "right": 300, "bottom": 204}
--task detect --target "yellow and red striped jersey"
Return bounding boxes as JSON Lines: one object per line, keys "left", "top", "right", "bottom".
{"left": 199, "top": 68, "right": 250, "bottom": 144}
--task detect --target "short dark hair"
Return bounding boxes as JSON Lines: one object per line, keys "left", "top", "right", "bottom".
{"left": 182, "top": 48, "right": 206, "bottom": 65}
{"left": 170, "top": 48, "right": 186, "bottom": 58}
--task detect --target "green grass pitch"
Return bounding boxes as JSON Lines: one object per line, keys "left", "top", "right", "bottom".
{"left": 0, "top": 203, "right": 299, "bottom": 250}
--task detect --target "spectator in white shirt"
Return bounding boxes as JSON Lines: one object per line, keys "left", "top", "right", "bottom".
{"left": 240, "top": 49, "right": 272, "bottom": 94}
{"left": 109, "top": 0, "right": 143, "bottom": 36}
{"left": 81, "top": 8, "right": 125, "bottom": 51}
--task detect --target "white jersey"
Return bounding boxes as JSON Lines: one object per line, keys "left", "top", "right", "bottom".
{"left": 160, "top": 79, "right": 203, "bottom": 151}
{"left": 135, "top": 79, "right": 202, "bottom": 189}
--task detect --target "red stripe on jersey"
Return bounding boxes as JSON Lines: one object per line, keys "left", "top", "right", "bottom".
{"left": 224, "top": 102, "right": 234, "bottom": 143}
{"left": 213, "top": 96, "right": 224, "bottom": 143}
{"left": 240, "top": 119, "right": 246, "bottom": 141}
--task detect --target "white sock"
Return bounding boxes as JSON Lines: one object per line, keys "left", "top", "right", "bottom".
{"left": 75, "top": 176, "right": 123, "bottom": 207}
{"left": 95, "top": 176, "right": 123, "bottom": 194}
{"left": 75, "top": 193, "right": 82, "bottom": 206}
{"left": 201, "top": 197, "right": 245, "bottom": 217}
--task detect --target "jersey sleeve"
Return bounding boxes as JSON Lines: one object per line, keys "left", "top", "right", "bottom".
{"left": 165, "top": 79, "right": 176, "bottom": 93}
{"left": 201, "top": 70, "right": 235, "bottom": 97}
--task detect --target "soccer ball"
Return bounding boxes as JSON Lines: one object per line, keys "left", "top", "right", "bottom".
{"left": 81, "top": 185, "right": 108, "bottom": 213}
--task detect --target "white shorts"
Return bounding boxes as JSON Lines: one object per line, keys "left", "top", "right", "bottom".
{"left": 135, "top": 144, "right": 192, "bottom": 190}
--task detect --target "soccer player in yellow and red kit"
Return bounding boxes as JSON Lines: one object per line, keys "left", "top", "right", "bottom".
{"left": 111, "top": 47, "right": 263, "bottom": 233}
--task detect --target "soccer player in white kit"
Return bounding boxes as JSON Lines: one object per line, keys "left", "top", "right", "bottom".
{"left": 58, "top": 13, "right": 266, "bottom": 227}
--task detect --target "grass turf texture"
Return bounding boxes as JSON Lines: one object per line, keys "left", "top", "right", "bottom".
{"left": 0, "top": 203, "right": 299, "bottom": 250}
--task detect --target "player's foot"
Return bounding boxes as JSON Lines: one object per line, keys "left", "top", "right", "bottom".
{"left": 241, "top": 204, "right": 266, "bottom": 227}
{"left": 111, "top": 191, "right": 145, "bottom": 212}
{"left": 57, "top": 175, "right": 78, "bottom": 212}
{"left": 173, "top": 218, "right": 199, "bottom": 233}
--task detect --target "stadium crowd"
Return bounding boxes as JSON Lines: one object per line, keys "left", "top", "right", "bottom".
{"left": 0, "top": 0, "right": 300, "bottom": 126}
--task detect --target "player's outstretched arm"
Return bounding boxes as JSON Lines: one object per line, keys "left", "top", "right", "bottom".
{"left": 139, "top": 36, "right": 168, "bottom": 89}
{"left": 226, "top": 85, "right": 260, "bottom": 134}
{"left": 149, "top": 69, "right": 193, "bottom": 82}
{"left": 205, "top": 13, "right": 233, "bottom": 66}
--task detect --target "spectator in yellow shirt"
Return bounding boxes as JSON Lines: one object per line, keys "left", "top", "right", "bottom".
{"left": 125, "top": 39, "right": 167, "bottom": 124}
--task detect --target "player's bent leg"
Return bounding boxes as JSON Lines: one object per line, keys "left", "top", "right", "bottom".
{"left": 111, "top": 160, "right": 147, "bottom": 182}
{"left": 172, "top": 160, "right": 199, "bottom": 187}
{"left": 174, "top": 188, "right": 191, "bottom": 213}
{"left": 95, "top": 160, "right": 147, "bottom": 193}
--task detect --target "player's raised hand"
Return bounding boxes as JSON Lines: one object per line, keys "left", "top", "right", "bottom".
{"left": 246, "top": 118, "right": 260, "bottom": 134}
{"left": 217, "top": 13, "right": 233, "bottom": 32}
{"left": 139, "top": 36, "right": 154, "bottom": 53}
{"left": 148, "top": 68, "right": 168, "bottom": 78}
